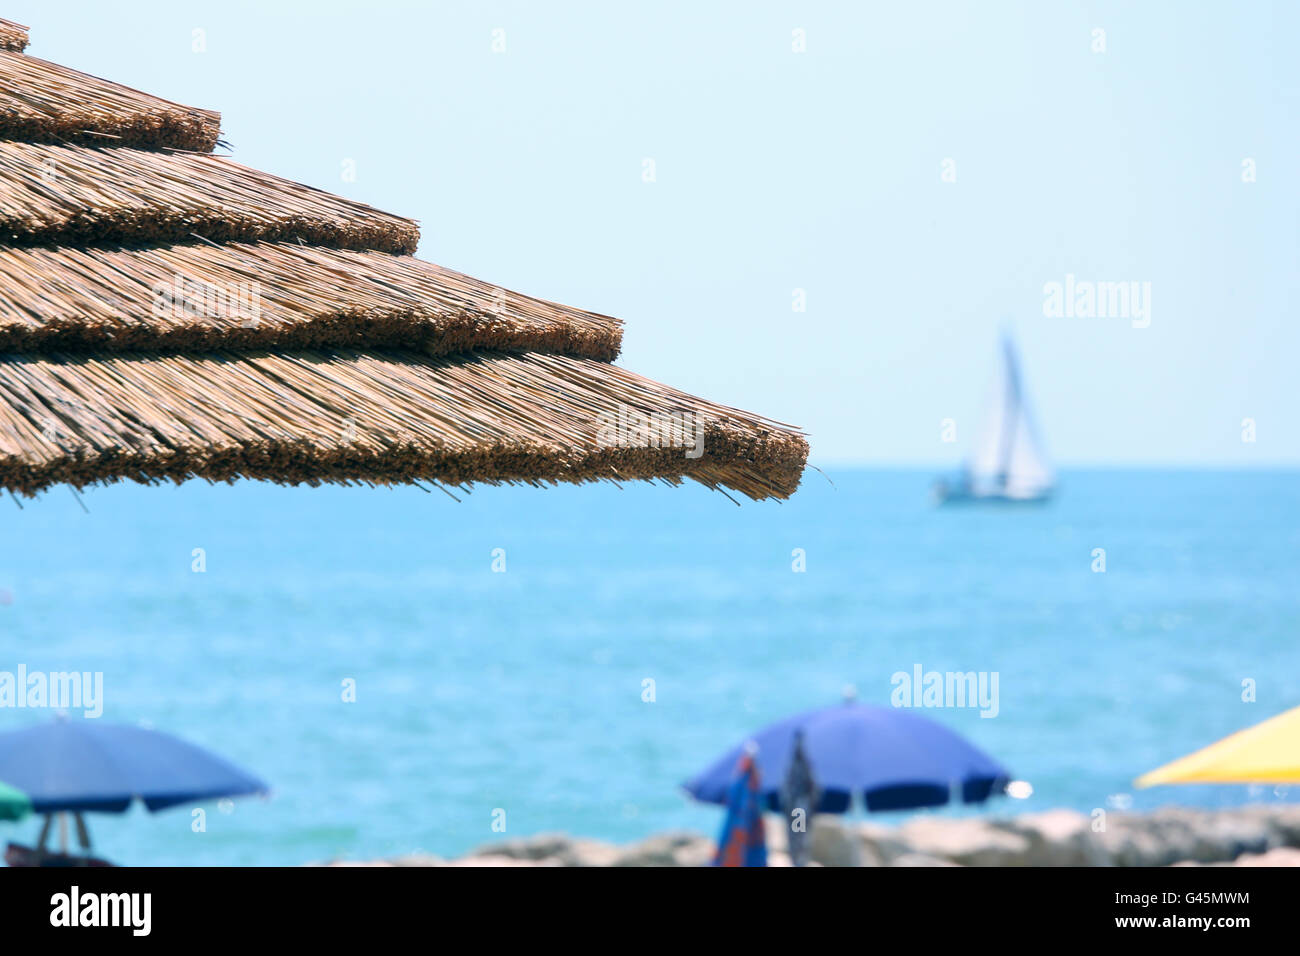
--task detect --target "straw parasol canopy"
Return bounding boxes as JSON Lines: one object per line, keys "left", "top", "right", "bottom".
{"left": 0, "top": 22, "right": 808, "bottom": 501}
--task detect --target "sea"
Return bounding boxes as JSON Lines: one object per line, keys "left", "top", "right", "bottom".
{"left": 1, "top": 468, "right": 1297, "bottom": 865}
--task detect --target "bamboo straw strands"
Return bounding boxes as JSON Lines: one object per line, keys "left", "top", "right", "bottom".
{"left": 0, "top": 242, "right": 622, "bottom": 358}
{"left": 0, "top": 350, "right": 808, "bottom": 499}
{"left": 0, "top": 20, "right": 809, "bottom": 501}
{"left": 0, "top": 19, "right": 27, "bottom": 53}
{"left": 0, "top": 48, "right": 220, "bottom": 150}
{"left": 0, "top": 142, "right": 419, "bottom": 252}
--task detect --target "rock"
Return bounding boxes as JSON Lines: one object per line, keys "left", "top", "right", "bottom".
{"left": 889, "top": 852, "right": 962, "bottom": 867}
{"left": 670, "top": 837, "right": 715, "bottom": 867}
{"left": 1095, "top": 822, "right": 1169, "bottom": 867}
{"left": 1098, "top": 807, "right": 1273, "bottom": 866}
{"left": 1182, "top": 809, "right": 1273, "bottom": 862}
{"left": 1264, "top": 806, "right": 1300, "bottom": 844}
{"left": 1004, "top": 810, "right": 1106, "bottom": 866}
{"left": 1227, "top": 846, "right": 1300, "bottom": 866}
{"left": 567, "top": 840, "right": 624, "bottom": 867}
{"left": 614, "top": 832, "right": 711, "bottom": 867}
{"left": 319, "top": 860, "right": 398, "bottom": 867}
{"left": 857, "top": 823, "right": 913, "bottom": 866}
{"left": 311, "top": 804, "right": 1300, "bottom": 867}
{"left": 809, "top": 816, "right": 862, "bottom": 867}
{"left": 896, "top": 816, "right": 1031, "bottom": 867}
{"left": 468, "top": 833, "right": 577, "bottom": 862}
{"left": 1173, "top": 847, "right": 1300, "bottom": 867}
{"left": 445, "top": 854, "right": 562, "bottom": 867}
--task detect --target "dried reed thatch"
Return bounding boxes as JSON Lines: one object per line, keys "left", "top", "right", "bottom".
{"left": 0, "top": 241, "right": 622, "bottom": 359}
{"left": 0, "top": 350, "right": 807, "bottom": 500}
{"left": 0, "top": 22, "right": 808, "bottom": 501}
{"left": 0, "top": 49, "right": 220, "bottom": 151}
{"left": 0, "top": 142, "right": 419, "bottom": 252}
{"left": 0, "top": 19, "right": 27, "bottom": 53}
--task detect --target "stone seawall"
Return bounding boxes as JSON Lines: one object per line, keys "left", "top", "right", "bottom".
{"left": 319, "top": 805, "right": 1300, "bottom": 867}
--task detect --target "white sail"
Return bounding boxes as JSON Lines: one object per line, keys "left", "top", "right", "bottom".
{"left": 964, "top": 336, "right": 1053, "bottom": 499}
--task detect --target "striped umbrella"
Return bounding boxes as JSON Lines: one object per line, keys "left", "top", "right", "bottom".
{"left": 712, "top": 751, "right": 767, "bottom": 867}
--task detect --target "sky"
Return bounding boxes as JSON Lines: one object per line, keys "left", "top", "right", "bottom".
{"left": 9, "top": 0, "right": 1297, "bottom": 466}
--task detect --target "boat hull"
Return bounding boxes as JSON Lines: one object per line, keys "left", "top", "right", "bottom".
{"left": 932, "top": 484, "right": 1054, "bottom": 506}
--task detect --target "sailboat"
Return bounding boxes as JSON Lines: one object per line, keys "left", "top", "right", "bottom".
{"left": 933, "top": 334, "right": 1055, "bottom": 505}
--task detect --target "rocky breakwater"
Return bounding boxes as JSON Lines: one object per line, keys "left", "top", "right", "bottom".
{"left": 319, "top": 805, "right": 1300, "bottom": 867}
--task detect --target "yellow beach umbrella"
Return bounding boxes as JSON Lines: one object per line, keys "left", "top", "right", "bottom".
{"left": 1135, "top": 705, "right": 1300, "bottom": 787}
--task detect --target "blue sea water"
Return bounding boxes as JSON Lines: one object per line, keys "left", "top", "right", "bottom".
{"left": 0, "top": 469, "right": 1297, "bottom": 865}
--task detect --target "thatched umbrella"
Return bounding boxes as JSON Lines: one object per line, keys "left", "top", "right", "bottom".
{"left": 0, "top": 21, "right": 807, "bottom": 502}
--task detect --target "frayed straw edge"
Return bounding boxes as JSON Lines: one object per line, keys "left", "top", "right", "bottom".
{"left": 0, "top": 308, "right": 622, "bottom": 361}
{"left": 0, "top": 431, "right": 810, "bottom": 502}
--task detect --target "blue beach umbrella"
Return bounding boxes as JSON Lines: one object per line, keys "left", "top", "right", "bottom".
{"left": 685, "top": 701, "right": 1011, "bottom": 813}
{"left": 0, "top": 718, "right": 268, "bottom": 813}
{"left": 0, "top": 718, "right": 268, "bottom": 864}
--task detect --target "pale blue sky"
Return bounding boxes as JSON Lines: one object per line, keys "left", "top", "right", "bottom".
{"left": 12, "top": 1, "right": 1297, "bottom": 465}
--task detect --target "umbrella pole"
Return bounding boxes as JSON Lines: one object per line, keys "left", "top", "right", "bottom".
{"left": 74, "top": 812, "right": 91, "bottom": 851}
